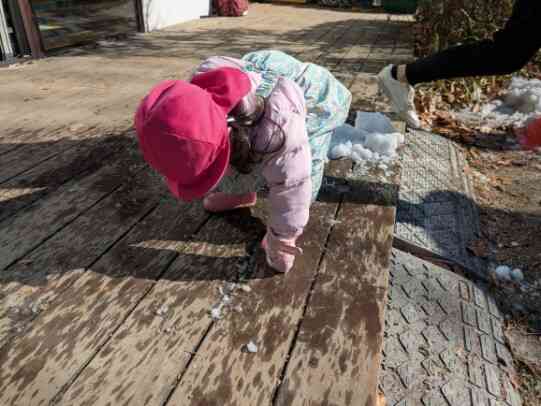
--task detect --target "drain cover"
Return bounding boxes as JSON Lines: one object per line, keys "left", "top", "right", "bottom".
{"left": 396, "top": 130, "right": 482, "bottom": 270}
{"left": 381, "top": 249, "right": 522, "bottom": 406}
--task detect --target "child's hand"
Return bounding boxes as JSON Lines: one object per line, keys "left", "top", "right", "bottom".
{"left": 261, "top": 230, "right": 303, "bottom": 273}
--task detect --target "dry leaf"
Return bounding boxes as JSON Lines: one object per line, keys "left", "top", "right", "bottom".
{"left": 468, "top": 239, "right": 489, "bottom": 258}
{"left": 377, "top": 393, "right": 387, "bottom": 406}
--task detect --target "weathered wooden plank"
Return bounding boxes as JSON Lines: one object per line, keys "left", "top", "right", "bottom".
{"left": 167, "top": 203, "right": 337, "bottom": 405}
{"left": 0, "top": 133, "right": 131, "bottom": 222}
{"left": 0, "top": 125, "right": 107, "bottom": 157}
{"left": 0, "top": 198, "right": 209, "bottom": 406}
{"left": 0, "top": 163, "right": 163, "bottom": 345}
{"left": 0, "top": 128, "right": 61, "bottom": 157}
{"left": 0, "top": 140, "right": 66, "bottom": 183}
{"left": 0, "top": 141, "right": 140, "bottom": 270}
{"left": 0, "top": 126, "right": 106, "bottom": 183}
{"left": 163, "top": 161, "right": 349, "bottom": 405}
{"left": 58, "top": 211, "right": 263, "bottom": 406}
{"left": 274, "top": 203, "right": 396, "bottom": 406}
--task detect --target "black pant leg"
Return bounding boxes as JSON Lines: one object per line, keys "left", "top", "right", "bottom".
{"left": 405, "top": 0, "right": 541, "bottom": 86}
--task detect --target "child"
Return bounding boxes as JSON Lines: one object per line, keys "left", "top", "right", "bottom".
{"left": 135, "top": 50, "right": 351, "bottom": 273}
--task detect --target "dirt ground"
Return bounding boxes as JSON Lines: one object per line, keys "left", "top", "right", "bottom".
{"left": 466, "top": 137, "right": 541, "bottom": 405}
{"left": 421, "top": 109, "right": 541, "bottom": 404}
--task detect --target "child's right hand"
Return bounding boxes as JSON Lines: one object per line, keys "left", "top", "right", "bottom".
{"left": 261, "top": 230, "right": 303, "bottom": 273}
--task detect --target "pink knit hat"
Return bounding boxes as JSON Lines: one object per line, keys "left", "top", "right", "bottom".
{"left": 135, "top": 68, "right": 252, "bottom": 200}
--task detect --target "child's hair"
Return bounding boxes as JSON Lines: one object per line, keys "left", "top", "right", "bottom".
{"left": 229, "top": 95, "right": 286, "bottom": 174}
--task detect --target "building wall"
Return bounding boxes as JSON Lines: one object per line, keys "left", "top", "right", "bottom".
{"left": 142, "top": 0, "right": 211, "bottom": 31}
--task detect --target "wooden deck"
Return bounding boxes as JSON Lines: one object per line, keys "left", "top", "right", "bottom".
{"left": 0, "top": 5, "right": 413, "bottom": 405}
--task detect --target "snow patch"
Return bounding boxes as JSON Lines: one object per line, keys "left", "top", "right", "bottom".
{"left": 329, "top": 112, "right": 404, "bottom": 163}
{"left": 456, "top": 77, "right": 541, "bottom": 129}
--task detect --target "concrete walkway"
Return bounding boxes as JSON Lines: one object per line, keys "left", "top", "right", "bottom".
{"left": 2, "top": 4, "right": 412, "bottom": 136}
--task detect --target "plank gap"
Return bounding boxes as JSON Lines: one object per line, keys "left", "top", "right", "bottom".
{"left": 161, "top": 321, "right": 215, "bottom": 406}
{"left": 271, "top": 194, "right": 344, "bottom": 406}
{"left": 51, "top": 213, "right": 212, "bottom": 405}
{"left": 1, "top": 166, "right": 145, "bottom": 272}
{"left": 0, "top": 142, "right": 78, "bottom": 186}
{"left": 0, "top": 201, "right": 160, "bottom": 352}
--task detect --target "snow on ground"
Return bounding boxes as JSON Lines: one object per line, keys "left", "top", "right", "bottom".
{"left": 493, "top": 265, "right": 525, "bottom": 284}
{"left": 328, "top": 112, "right": 404, "bottom": 164}
{"left": 455, "top": 77, "right": 541, "bottom": 129}
{"left": 328, "top": 112, "right": 404, "bottom": 180}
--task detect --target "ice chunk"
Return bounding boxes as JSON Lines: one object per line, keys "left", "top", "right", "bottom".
{"left": 327, "top": 218, "right": 342, "bottom": 226}
{"left": 328, "top": 113, "right": 403, "bottom": 163}
{"left": 329, "top": 141, "right": 352, "bottom": 160}
{"left": 246, "top": 341, "right": 258, "bottom": 353}
{"left": 363, "top": 132, "right": 399, "bottom": 158}
{"left": 494, "top": 265, "right": 512, "bottom": 281}
{"left": 328, "top": 124, "right": 359, "bottom": 160}
{"left": 222, "top": 295, "right": 232, "bottom": 304}
{"left": 511, "top": 268, "right": 524, "bottom": 282}
{"left": 240, "top": 284, "right": 252, "bottom": 293}
{"left": 210, "top": 305, "right": 222, "bottom": 320}
{"left": 156, "top": 304, "right": 169, "bottom": 317}
{"left": 351, "top": 143, "right": 373, "bottom": 161}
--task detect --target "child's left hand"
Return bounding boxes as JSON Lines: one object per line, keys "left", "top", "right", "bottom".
{"left": 261, "top": 230, "right": 303, "bottom": 273}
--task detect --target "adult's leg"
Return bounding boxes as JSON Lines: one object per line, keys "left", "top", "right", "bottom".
{"left": 405, "top": 0, "right": 541, "bottom": 86}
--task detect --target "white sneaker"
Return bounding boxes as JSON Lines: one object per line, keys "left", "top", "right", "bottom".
{"left": 377, "top": 65, "right": 421, "bottom": 129}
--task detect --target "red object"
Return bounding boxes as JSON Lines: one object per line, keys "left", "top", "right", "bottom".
{"left": 214, "top": 0, "right": 249, "bottom": 17}
{"left": 135, "top": 68, "right": 251, "bottom": 201}
{"left": 518, "top": 116, "right": 541, "bottom": 150}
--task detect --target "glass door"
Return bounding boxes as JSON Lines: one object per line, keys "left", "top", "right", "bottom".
{"left": 31, "top": 0, "right": 139, "bottom": 50}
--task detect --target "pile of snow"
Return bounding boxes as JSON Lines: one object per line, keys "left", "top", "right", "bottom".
{"left": 456, "top": 77, "right": 541, "bottom": 129}
{"left": 493, "top": 265, "right": 525, "bottom": 283}
{"left": 328, "top": 112, "right": 405, "bottom": 163}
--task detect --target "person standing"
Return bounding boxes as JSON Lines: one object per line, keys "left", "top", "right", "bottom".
{"left": 378, "top": 0, "right": 541, "bottom": 130}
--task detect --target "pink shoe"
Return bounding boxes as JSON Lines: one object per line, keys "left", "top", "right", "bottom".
{"left": 261, "top": 231, "right": 303, "bottom": 273}
{"left": 203, "top": 192, "right": 257, "bottom": 213}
